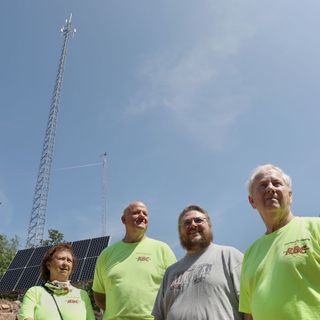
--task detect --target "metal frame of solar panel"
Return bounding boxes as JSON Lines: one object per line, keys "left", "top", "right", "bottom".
{"left": 0, "top": 236, "right": 110, "bottom": 293}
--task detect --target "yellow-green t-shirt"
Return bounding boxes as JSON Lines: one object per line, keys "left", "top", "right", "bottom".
{"left": 93, "top": 237, "right": 176, "bottom": 320}
{"left": 18, "top": 285, "right": 95, "bottom": 320}
{"left": 240, "top": 217, "right": 320, "bottom": 319}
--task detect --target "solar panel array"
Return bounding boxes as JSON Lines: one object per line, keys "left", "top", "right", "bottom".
{"left": 0, "top": 236, "right": 110, "bottom": 293}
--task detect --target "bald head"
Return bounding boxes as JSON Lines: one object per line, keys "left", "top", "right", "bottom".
{"left": 123, "top": 201, "right": 148, "bottom": 217}
{"left": 121, "top": 201, "right": 149, "bottom": 243}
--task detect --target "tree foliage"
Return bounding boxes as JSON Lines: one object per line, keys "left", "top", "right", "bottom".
{"left": 0, "top": 234, "right": 19, "bottom": 279}
{"left": 41, "top": 229, "right": 65, "bottom": 246}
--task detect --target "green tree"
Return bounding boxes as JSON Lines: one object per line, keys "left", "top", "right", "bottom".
{"left": 0, "top": 234, "right": 19, "bottom": 279}
{"left": 41, "top": 229, "right": 65, "bottom": 246}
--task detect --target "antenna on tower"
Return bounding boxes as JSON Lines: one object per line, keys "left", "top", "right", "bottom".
{"left": 101, "top": 153, "right": 107, "bottom": 236}
{"left": 26, "top": 15, "right": 76, "bottom": 248}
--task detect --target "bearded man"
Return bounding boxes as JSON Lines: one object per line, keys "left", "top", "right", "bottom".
{"left": 152, "top": 205, "right": 244, "bottom": 320}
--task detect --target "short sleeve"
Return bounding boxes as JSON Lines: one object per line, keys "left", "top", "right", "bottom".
{"left": 92, "top": 252, "right": 105, "bottom": 294}
{"left": 18, "top": 287, "right": 38, "bottom": 320}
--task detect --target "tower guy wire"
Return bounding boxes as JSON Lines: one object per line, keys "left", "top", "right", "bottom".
{"left": 26, "top": 14, "right": 76, "bottom": 248}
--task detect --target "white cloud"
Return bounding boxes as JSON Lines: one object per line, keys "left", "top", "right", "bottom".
{"left": 127, "top": 1, "right": 256, "bottom": 150}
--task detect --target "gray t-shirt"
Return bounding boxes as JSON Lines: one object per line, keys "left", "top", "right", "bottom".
{"left": 152, "top": 243, "right": 243, "bottom": 320}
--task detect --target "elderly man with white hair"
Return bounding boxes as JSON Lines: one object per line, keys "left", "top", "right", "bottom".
{"left": 240, "top": 164, "right": 320, "bottom": 320}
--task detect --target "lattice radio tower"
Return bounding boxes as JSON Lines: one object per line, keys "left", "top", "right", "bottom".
{"left": 26, "top": 15, "right": 76, "bottom": 248}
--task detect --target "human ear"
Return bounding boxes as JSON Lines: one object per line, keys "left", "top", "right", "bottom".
{"left": 248, "top": 195, "right": 256, "bottom": 209}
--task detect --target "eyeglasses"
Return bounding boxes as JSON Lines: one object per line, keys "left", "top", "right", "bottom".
{"left": 182, "top": 217, "right": 207, "bottom": 228}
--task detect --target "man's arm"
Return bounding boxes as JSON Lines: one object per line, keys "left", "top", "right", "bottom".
{"left": 93, "top": 291, "right": 106, "bottom": 311}
{"left": 244, "top": 313, "right": 253, "bottom": 320}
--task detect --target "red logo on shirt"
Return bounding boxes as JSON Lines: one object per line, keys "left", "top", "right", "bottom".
{"left": 284, "top": 245, "right": 309, "bottom": 255}
{"left": 137, "top": 256, "right": 151, "bottom": 262}
{"left": 67, "top": 299, "right": 80, "bottom": 304}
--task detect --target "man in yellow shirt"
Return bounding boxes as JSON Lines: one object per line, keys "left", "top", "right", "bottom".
{"left": 240, "top": 164, "right": 320, "bottom": 320}
{"left": 93, "top": 201, "right": 176, "bottom": 320}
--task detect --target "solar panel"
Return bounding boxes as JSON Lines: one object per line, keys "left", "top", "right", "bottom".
{"left": 70, "top": 259, "right": 84, "bottom": 283}
{"left": 72, "top": 239, "right": 91, "bottom": 259}
{"left": 8, "top": 248, "right": 34, "bottom": 269}
{"left": 87, "top": 236, "right": 109, "bottom": 257}
{"left": 0, "top": 269, "right": 22, "bottom": 293}
{"left": 79, "top": 257, "right": 97, "bottom": 282}
{"left": 0, "top": 236, "right": 110, "bottom": 293}
{"left": 16, "top": 266, "right": 42, "bottom": 290}
{"left": 27, "top": 245, "right": 51, "bottom": 267}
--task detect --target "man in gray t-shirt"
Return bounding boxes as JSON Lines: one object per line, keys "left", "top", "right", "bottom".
{"left": 152, "top": 205, "right": 243, "bottom": 320}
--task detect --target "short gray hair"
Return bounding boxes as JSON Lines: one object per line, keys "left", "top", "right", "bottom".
{"left": 247, "top": 164, "right": 292, "bottom": 195}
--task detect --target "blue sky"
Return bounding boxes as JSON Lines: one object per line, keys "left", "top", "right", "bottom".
{"left": 1, "top": 1, "right": 320, "bottom": 258}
